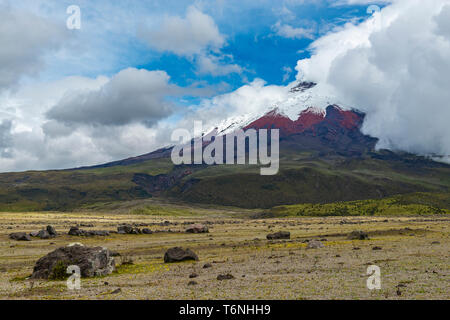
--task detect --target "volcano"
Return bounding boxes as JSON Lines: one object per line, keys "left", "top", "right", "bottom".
{"left": 0, "top": 82, "right": 449, "bottom": 211}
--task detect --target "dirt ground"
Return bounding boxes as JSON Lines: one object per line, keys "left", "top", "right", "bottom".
{"left": 0, "top": 211, "right": 448, "bottom": 300}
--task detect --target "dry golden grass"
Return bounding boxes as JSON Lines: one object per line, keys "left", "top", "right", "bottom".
{"left": 0, "top": 210, "right": 448, "bottom": 300}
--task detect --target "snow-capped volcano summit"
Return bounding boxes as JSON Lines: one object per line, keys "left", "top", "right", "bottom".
{"left": 211, "top": 81, "right": 355, "bottom": 137}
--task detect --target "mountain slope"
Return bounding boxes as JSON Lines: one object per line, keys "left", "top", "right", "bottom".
{"left": 0, "top": 82, "right": 449, "bottom": 211}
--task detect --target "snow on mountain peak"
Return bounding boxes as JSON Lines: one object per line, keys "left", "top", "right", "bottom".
{"left": 213, "top": 81, "right": 346, "bottom": 135}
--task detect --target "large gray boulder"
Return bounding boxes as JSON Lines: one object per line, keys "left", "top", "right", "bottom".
{"left": 9, "top": 232, "right": 31, "bottom": 241}
{"left": 31, "top": 245, "right": 116, "bottom": 279}
{"left": 164, "top": 247, "right": 198, "bottom": 263}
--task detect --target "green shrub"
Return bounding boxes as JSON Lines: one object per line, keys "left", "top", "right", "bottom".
{"left": 49, "top": 261, "right": 69, "bottom": 280}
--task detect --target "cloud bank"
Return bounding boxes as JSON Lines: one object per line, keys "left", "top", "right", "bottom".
{"left": 296, "top": 0, "right": 450, "bottom": 157}
{"left": 46, "top": 68, "right": 174, "bottom": 127}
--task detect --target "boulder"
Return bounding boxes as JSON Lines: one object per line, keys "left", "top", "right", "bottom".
{"left": 68, "top": 227, "right": 109, "bottom": 237}
{"left": 307, "top": 240, "right": 324, "bottom": 249}
{"left": 164, "top": 247, "right": 198, "bottom": 263}
{"left": 9, "top": 232, "right": 31, "bottom": 241}
{"left": 347, "top": 231, "right": 369, "bottom": 240}
{"left": 142, "top": 228, "right": 153, "bottom": 234}
{"left": 217, "top": 273, "right": 235, "bottom": 280}
{"left": 266, "top": 231, "right": 290, "bottom": 240}
{"left": 117, "top": 225, "right": 141, "bottom": 234}
{"left": 117, "top": 225, "right": 132, "bottom": 234}
{"left": 29, "top": 231, "right": 40, "bottom": 237}
{"left": 88, "top": 230, "right": 110, "bottom": 236}
{"left": 31, "top": 244, "right": 116, "bottom": 279}
{"left": 46, "top": 225, "right": 58, "bottom": 237}
{"left": 37, "top": 229, "right": 51, "bottom": 239}
{"left": 186, "top": 224, "right": 209, "bottom": 234}
{"left": 68, "top": 226, "right": 83, "bottom": 236}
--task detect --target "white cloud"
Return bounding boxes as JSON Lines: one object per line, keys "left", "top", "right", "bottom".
{"left": 295, "top": 0, "right": 450, "bottom": 157}
{"left": 177, "top": 79, "right": 288, "bottom": 134}
{"left": 139, "top": 5, "right": 242, "bottom": 76}
{"left": 0, "top": 5, "right": 67, "bottom": 90}
{"left": 282, "top": 66, "right": 293, "bottom": 82}
{"left": 0, "top": 70, "right": 177, "bottom": 172}
{"left": 139, "top": 5, "right": 225, "bottom": 56}
{"left": 196, "top": 54, "right": 242, "bottom": 76}
{"left": 272, "top": 21, "right": 315, "bottom": 39}
{"left": 46, "top": 68, "right": 174, "bottom": 127}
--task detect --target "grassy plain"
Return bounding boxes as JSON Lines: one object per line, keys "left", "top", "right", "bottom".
{"left": 0, "top": 199, "right": 448, "bottom": 300}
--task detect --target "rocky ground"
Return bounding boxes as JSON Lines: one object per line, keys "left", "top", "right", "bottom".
{"left": 0, "top": 211, "right": 448, "bottom": 300}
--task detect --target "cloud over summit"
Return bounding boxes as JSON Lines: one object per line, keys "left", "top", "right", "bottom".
{"left": 296, "top": 0, "right": 450, "bottom": 157}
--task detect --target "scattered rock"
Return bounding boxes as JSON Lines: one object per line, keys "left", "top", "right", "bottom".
{"left": 68, "top": 227, "right": 109, "bottom": 237}
{"left": 189, "top": 273, "right": 198, "bottom": 278}
{"left": 347, "top": 231, "right": 369, "bottom": 240}
{"left": 186, "top": 224, "right": 209, "bottom": 233}
{"left": 117, "top": 225, "right": 141, "bottom": 234}
{"left": 68, "top": 227, "right": 83, "bottom": 236}
{"left": 78, "top": 223, "right": 94, "bottom": 228}
{"left": 307, "top": 240, "right": 324, "bottom": 249}
{"left": 266, "top": 231, "right": 290, "bottom": 240}
{"left": 372, "top": 246, "right": 382, "bottom": 250}
{"left": 164, "top": 247, "right": 198, "bottom": 263}
{"left": 46, "top": 225, "right": 57, "bottom": 237}
{"left": 431, "top": 241, "right": 440, "bottom": 245}
{"left": 37, "top": 229, "right": 51, "bottom": 239}
{"left": 352, "top": 247, "right": 361, "bottom": 250}
{"left": 142, "top": 228, "right": 153, "bottom": 234}
{"left": 188, "top": 281, "right": 197, "bottom": 286}
{"left": 217, "top": 273, "right": 234, "bottom": 280}
{"left": 203, "top": 263, "right": 212, "bottom": 269}
{"left": 31, "top": 244, "right": 116, "bottom": 279}
{"left": 111, "top": 288, "right": 121, "bottom": 294}
{"left": 9, "top": 232, "right": 31, "bottom": 241}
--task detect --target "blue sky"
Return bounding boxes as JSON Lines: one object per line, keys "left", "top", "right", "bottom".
{"left": 34, "top": 0, "right": 382, "bottom": 92}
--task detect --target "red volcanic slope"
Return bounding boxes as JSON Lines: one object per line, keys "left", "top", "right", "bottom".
{"left": 244, "top": 105, "right": 362, "bottom": 136}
